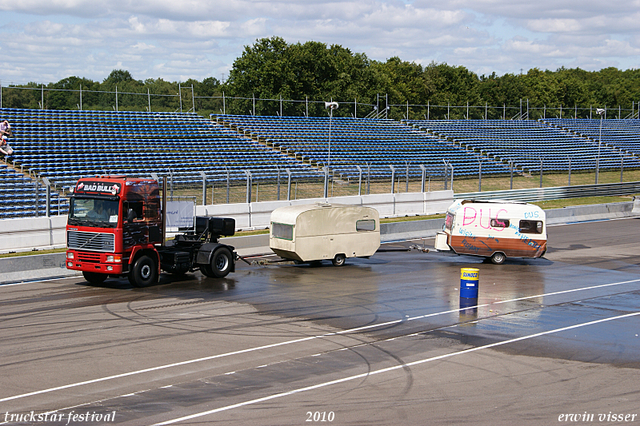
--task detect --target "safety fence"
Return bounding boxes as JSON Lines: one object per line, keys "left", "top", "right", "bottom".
{"left": 7, "top": 167, "right": 640, "bottom": 220}
{"left": 458, "top": 181, "right": 640, "bottom": 203}
{"left": 3, "top": 84, "right": 640, "bottom": 121}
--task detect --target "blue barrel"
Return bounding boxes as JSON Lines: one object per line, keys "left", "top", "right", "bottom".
{"left": 460, "top": 268, "right": 479, "bottom": 299}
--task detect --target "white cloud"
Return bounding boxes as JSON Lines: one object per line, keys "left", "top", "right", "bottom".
{"left": 0, "top": 0, "right": 639, "bottom": 84}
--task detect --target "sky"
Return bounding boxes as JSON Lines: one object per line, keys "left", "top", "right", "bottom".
{"left": 0, "top": 0, "right": 639, "bottom": 85}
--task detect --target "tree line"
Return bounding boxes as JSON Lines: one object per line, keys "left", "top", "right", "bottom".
{"left": 3, "top": 36, "right": 640, "bottom": 120}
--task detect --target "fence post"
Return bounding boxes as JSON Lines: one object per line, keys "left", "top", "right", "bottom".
{"left": 539, "top": 158, "right": 543, "bottom": 188}
{"left": 389, "top": 165, "right": 396, "bottom": 193}
{"left": 168, "top": 168, "right": 174, "bottom": 199}
{"left": 323, "top": 167, "right": 329, "bottom": 199}
{"left": 199, "top": 171, "right": 207, "bottom": 205}
{"left": 276, "top": 166, "right": 281, "bottom": 200}
{"left": 509, "top": 160, "right": 513, "bottom": 190}
{"left": 222, "top": 168, "right": 228, "bottom": 204}
{"left": 621, "top": 156, "right": 624, "bottom": 182}
{"left": 34, "top": 179, "right": 39, "bottom": 217}
{"left": 405, "top": 161, "right": 409, "bottom": 192}
{"left": 245, "top": 170, "right": 252, "bottom": 204}
{"left": 478, "top": 159, "right": 482, "bottom": 192}
{"left": 443, "top": 160, "right": 448, "bottom": 190}
{"left": 42, "top": 177, "right": 51, "bottom": 217}
{"left": 286, "top": 168, "right": 292, "bottom": 201}
{"left": 568, "top": 157, "right": 572, "bottom": 186}
{"left": 419, "top": 165, "right": 426, "bottom": 192}
{"left": 355, "top": 165, "right": 362, "bottom": 196}
{"left": 191, "top": 84, "right": 195, "bottom": 113}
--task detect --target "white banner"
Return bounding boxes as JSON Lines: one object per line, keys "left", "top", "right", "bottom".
{"left": 166, "top": 200, "right": 194, "bottom": 228}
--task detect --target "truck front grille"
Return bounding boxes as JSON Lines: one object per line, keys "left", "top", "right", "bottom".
{"left": 68, "top": 231, "right": 115, "bottom": 253}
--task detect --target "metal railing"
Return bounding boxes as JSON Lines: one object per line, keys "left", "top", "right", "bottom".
{"left": 457, "top": 181, "right": 640, "bottom": 203}
{"left": 3, "top": 83, "right": 640, "bottom": 121}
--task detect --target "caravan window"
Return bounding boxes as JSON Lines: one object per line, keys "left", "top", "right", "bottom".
{"left": 356, "top": 219, "right": 376, "bottom": 231}
{"left": 490, "top": 218, "right": 510, "bottom": 229}
{"left": 445, "top": 213, "right": 454, "bottom": 231}
{"left": 519, "top": 220, "right": 543, "bottom": 234}
{"left": 272, "top": 222, "right": 294, "bottom": 240}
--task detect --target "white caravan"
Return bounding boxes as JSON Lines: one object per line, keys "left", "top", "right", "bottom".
{"left": 269, "top": 203, "right": 380, "bottom": 266}
{"left": 435, "top": 199, "right": 547, "bottom": 264}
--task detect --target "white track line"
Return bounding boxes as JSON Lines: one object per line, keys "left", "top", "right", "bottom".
{"left": 152, "top": 310, "right": 640, "bottom": 425}
{"left": 1, "top": 278, "right": 639, "bottom": 404}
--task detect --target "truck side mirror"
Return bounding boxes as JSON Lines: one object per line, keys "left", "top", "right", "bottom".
{"left": 126, "top": 209, "right": 137, "bottom": 223}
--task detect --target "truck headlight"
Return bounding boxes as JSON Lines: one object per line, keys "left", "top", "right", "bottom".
{"left": 67, "top": 252, "right": 74, "bottom": 259}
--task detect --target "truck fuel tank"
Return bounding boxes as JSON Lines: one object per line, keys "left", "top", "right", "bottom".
{"left": 195, "top": 217, "right": 236, "bottom": 237}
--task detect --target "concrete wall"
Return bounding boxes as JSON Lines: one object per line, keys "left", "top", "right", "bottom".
{"left": 0, "top": 215, "right": 67, "bottom": 253}
{"left": 0, "top": 190, "right": 454, "bottom": 253}
{"left": 200, "top": 190, "right": 454, "bottom": 230}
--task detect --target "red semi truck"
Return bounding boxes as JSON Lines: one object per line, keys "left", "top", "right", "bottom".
{"left": 66, "top": 176, "right": 237, "bottom": 287}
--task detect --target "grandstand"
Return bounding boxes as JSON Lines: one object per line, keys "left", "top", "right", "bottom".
{"left": 0, "top": 108, "right": 323, "bottom": 218}
{"left": 405, "top": 119, "right": 640, "bottom": 173}
{"left": 1, "top": 106, "right": 640, "bottom": 219}
{"left": 213, "top": 114, "right": 511, "bottom": 179}
{"left": 544, "top": 118, "right": 640, "bottom": 158}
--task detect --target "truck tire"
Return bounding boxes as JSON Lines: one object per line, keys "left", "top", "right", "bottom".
{"left": 332, "top": 253, "right": 346, "bottom": 267}
{"left": 129, "top": 255, "right": 158, "bottom": 287}
{"left": 203, "top": 247, "right": 233, "bottom": 278}
{"left": 83, "top": 271, "right": 107, "bottom": 285}
{"left": 490, "top": 252, "right": 506, "bottom": 265}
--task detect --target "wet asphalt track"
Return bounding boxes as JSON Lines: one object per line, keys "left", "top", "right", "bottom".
{"left": 1, "top": 217, "right": 640, "bottom": 425}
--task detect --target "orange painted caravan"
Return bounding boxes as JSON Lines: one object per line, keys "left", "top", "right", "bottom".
{"left": 434, "top": 199, "right": 547, "bottom": 264}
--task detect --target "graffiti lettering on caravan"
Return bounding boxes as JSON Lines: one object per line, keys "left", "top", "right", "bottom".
{"left": 461, "top": 239, "right": 481, "bottom": 253}
{"left": 462, "top": 207, "right": 508, "bottom": 231}
{"left": 507, "top": 223, "right": 542, "bottom": 250}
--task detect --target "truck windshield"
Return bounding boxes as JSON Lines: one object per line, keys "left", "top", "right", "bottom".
{"left": 68, "top": 197, "right": 119, "bottom": 228}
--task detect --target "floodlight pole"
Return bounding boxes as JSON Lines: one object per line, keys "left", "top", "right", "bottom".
{"left": 596, "top": 108, "right": 605, "bottom": 184}
{"left": 325, "top": 101, "right": 339, "bottom": 169}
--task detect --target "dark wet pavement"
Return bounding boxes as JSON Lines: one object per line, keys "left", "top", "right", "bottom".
{"left": 1, "top": 217, "right": 639, "bottom": 425}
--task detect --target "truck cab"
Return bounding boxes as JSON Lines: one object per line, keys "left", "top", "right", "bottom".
{"left": 66, "top": 176, "right": 236, "bottom": 286}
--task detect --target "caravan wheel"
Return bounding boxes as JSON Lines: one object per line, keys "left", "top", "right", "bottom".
{"left": 332, "top": 253, "right": 346, "bottom": 267}
{"left": 490, "top": 252, "right": 506, "bottom": 265}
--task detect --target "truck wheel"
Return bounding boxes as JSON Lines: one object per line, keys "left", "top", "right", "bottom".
{"left": 129, "top": 255, "right": 158, "bottom": 287}
{"left": 490, "top": 252, "right": 506, "bottom": 265}
{"left": 332, "top": 253, "right": 346, "bottom": 267}
{"left": 211, "top": 247, "right": 233, "bottom": 278}
{"left": 83, "top": 271, "right": 107, "bottom": 285}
